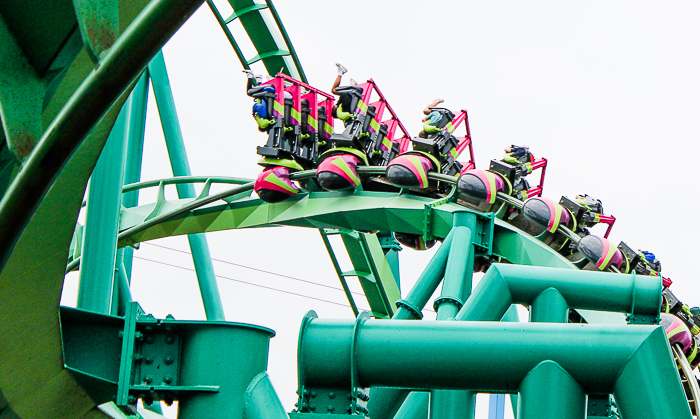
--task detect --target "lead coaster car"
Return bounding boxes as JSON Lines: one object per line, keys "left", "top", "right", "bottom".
{"left": 254, "top": 160, "right": 303, "bottom": 203}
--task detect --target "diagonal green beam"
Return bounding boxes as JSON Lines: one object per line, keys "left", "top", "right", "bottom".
{"left": 148, "top": 51, "right": 225, "bottom": 321}
{"left": 72, "top": 0, "right": 120, "bottom": 61}
{"left": 0, "top": 0, "right": 206, "bottom": 273}
{"left": 337, "top": 231, "right": 401, "bottom": 319}
{"left": 0, "top": 14, "right": 45, "bottom": 161}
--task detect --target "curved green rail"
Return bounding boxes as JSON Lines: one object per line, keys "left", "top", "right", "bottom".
{"left": 207, "top": 0, "right": 307, "bottom": 81}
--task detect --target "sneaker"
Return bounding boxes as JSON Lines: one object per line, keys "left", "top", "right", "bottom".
{"left": 242, "top": 69, "right": 254, "bottom": 78}
{"left": 336, "top": 62, "right": 348, "bottom": 75}
{"left": 349, "top": 78, "right": 357, "bottom": 86}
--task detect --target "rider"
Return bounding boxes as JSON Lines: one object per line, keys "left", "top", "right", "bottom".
{"left": 418, "top": 99, "right": 445, "bottom": 138}
{"left": 503, "top": 144, "right": 534, "bottom": 194}
{"left": 574, "top": 194, "right": 604, "bottom": 215}
{"left": 330, "top": 63, "right": 358, "bottom": 120}
{"left": 244, "top": 69, "right": 294, "bottom": 131}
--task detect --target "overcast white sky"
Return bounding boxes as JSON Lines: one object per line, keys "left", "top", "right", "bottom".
{"left": 63, "top": 2, "right": 700, "bottom": 418}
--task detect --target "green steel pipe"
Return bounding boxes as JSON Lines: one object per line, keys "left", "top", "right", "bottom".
{"left": 243, "top": 372, "right": 290, "bottom": 419}
{"left": 517, "top": 361, "right": 585, "bottom": 419}
{"left": 393, "top": 231, "right": 455, "bottom": 320}
{"left": 122, "top": 72, "right": 149, "bottom": 280}
{"left": 429, "top": 390, "right": 475, "bottom": 419}
{"left": 499, "top": 305, "right": 520, "bottom": 416}
{"left": 394, "top": 392, "right": 428, "bottom": 419}
{"left": 372, "top": 226, "right": 457, "bottom": 415}
{"left": 116, "top": 252, "right": 133, "bottom": 317}
{"left": 148, "top": 50, "right": 225, "bottom": 321}
{"left": 432, "top": 214, "right": 477, "bottom": 419}
{"left": 530, "top": 287, "right": 568, "bottom": 323}
{"left": 0, "top": 0, "right": 206, "bottom": 272}
{"left": 455, "top": 264, "right": 661, "bottom": 322}
{"left": 177, "top": 323, "right": 275, "bottom": 419}
{"left": 435, "top": 226, "right": 473, "bottom": 320}
{"left": 77, "top": 105, "right": 128, "bottom": 314}
{"left": 297, "top": 317, "right": 691, "bottom": 418}
{"left": 122, "top": 72, "right": 149, "bottom": 209}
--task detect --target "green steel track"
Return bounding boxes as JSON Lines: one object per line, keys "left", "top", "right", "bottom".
{"left": 0, "top": 1, "right": 690, "bottom": 418}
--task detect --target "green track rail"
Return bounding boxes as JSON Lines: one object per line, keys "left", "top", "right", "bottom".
{"left": 206, "top": 0, "right": 307, "bottom": 82}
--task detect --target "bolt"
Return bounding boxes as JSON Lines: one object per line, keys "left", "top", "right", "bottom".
{"left": 134, "top": 332, "right": 143, "bottom": 341}
{"left": 310, "top": 405, "right": 316, "bottom": 411}
{"left": 163, "top": 375, "right": 173, "bottom": 384}
{"left": 328, "top": 392, "right": 336, "bottom": 399}
{"left": 118, "top": 331, "right": 124, "bottom": 339}
{"left": 133, "top": 354, "right": 142, "bottom": 362}
{"left": 144, "top": 325, "right": 153, "bottom": 332}
{"left": 145, "top": 356, "right": 153, "bottom": 364}
{"left": 127, "top": 395, "right": 137, "bottom": 405}
{"left": 145, "top": 335, "right": 155, "bottom": 344}
{"left": 328, "top": 406, "right": 335, "bottom": 413}
{"left": 144, "top": 376, "right": 153, "bottom": 384}
{"left": 165, "top": 335, "right": 175, "bottom": 344}
{"left": 164, "top": 356, "right": 174, "bottom": 364}
{"left": 310, "top": 391, "right": 317, "bottom": 398}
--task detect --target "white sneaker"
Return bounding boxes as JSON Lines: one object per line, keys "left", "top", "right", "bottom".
{"left": 242, "top": 69, "right": 254, "bottom": 78}
{"left": 349, "top": 78, "right": 357, "bottom": 86}
{"left": 336, "top": 63, "right": 348, "bottom": 75}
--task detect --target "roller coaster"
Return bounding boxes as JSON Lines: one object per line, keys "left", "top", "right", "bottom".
{"left": 0, "top": 1, "right": 698, "bottom": 418}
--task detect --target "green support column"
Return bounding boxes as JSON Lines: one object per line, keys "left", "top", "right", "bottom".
{"left": 429, "top": 391, "right": 475, "bottom": 419}
{"left": 393, "top": 231, "right": 455, "bottom": 320}
{"left": 530, "top": 287, "right": 568, "bottom": 323}
{"left": 148, "top": 50, "right": 224, "bottom": 321}
{"left": 121, "top": 72, "right": 150, "bottom": 280}
{"left": 517, "top": 361, "right": 585, "bottom": 419}
{"left": 370, "top": 230, "right": 455, "bottom": 419}
{"left": 395, "top": 392, "right": 429, "bottom": 419}
{"left": 431, "top": 213, "right": 478, "bottom": 419}
{"left": 435, "top": 227, "right": 474, "bottom": 319}
{"left": 77, "top": 105, "right": 129, "bottom": 314}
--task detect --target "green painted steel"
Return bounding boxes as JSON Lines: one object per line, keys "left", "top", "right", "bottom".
{"left": 318, "top": 229, "right": 360, "bottom": 317}
{"left": 77, "top": 103, "right": 128, "bottom": 314}
{"left": 394, "top": 392, "right": 428, "bottom": 419}
{"left": 243, "top": 372, "right": 290, "bottom": 419}
{"left": 207, "top": 0, "right": 307, "bottom": 81}
{"left": 121, "top": 72, "right": 149, "bottom": 281}
{"left": 394, "top": 230, "right": 454, "bottom": 320}
{"left": 148, "top": 50, "right": 225, "bottom": 321}
{"left": 0, "top": 0, "right": 206, "bottom": 272}
{"left": 429, "top": 391, "right": 475, "bottom": 419}
{"left": 297, "top": 315, "right": 692, "bottom": 418}
{"left": 72, "top": 0, "right": 119, "bottom": 61}
{"left": 114, "top": 188, "right": 576, "bottom": 271}
{"left": 320, "top": 230, "right": 401, "bottom": 319}
{"left": 60, "top": 303, "right": 277, "bottom": 419}
{"left": 432, "top": 218, "right": 478, "bottom": 419}
{"left": 517, "top": 361, "right": 585, "bottom": 419}
{"left": 436, "top": 225, "right": 475, "bottom": 319}
{"left": 0, "top": 1, "right": 206, "bottom": 416}
{"left": 530, "top": 287, "right": 568, "bottom": 323}
{"left": 456, "top": 264, "right": 661, "bottom": 323}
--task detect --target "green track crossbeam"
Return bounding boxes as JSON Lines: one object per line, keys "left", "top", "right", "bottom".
{"left": 319, "top": 229, "right": 401, "bottom": 319}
